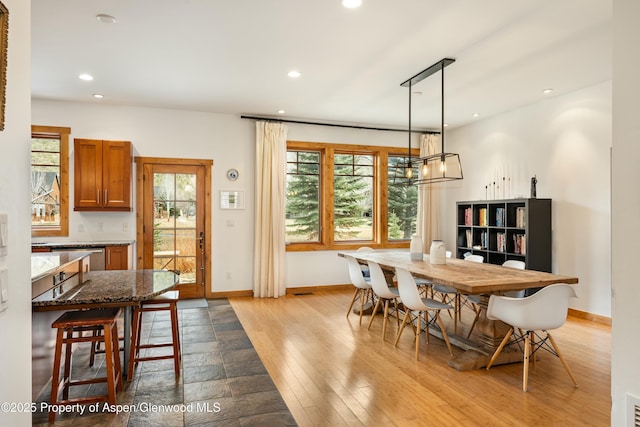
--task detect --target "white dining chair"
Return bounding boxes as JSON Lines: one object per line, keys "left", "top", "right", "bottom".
{"left": 345, "top": 255, "right": 373, "bottom": 325}
{"left": 356, "top": 246, "right": 374, "bottom": 277}
{"left": 432, "top": 253, "right": 483, "bottom": 332}
{"left": 367, "top": 260, "right": 401, "bottom": 340}
{"left": 466, "top": 258, "right": 526, "bottom": 338}
{"left": 485, "top": 283, "right": 578, "bottom": 392}
{"left": 394, "top": 267, "right": 454, "bottom": 359}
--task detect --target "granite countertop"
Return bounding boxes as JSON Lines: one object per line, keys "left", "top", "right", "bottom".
{"left": 32, "top": 240, "right": 134, "bottom": 248}
{"left": 31, "top": 251, "right": 92, "bottom": 282}
{"left": 32, "top": 270, "right": 179, "bottom": 307}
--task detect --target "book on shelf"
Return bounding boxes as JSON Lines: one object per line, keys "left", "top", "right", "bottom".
{"left": 496, "top": 207, "right": 506, "bottom": 227}
{"left": 512, "top": 233, "right": 526, "bottom": 255}
{"left": 478, "top": 208, "right": 488, "bottom": 226}
{"left": 466, "top": 229, "right": 472, "bottom": 248}
{"left": 464, "top": 207, "right": 472, "bottom": 226}
{"left": 496, "top": 232, "right": 506, "bottom": 252}
{"left": 515, "top": 207, "right": 526, "bottom": 228}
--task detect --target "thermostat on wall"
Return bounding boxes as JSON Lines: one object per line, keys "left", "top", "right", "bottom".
{"left": 226, "top": 168, "right": 239, "bottom": 181}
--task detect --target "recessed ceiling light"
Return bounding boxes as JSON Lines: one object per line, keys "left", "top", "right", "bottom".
{"left": 342, "top": 0, "right": 362, "bottom": 8}
{"left": 277, "top": 110, "right": 285, "bottom": 114}
{"left": 287, "top": 70, "right": 301, "bottom": 78}
{"left": 543, "top": 88, "right": 554, "bottom": 94}
{"left": 93, "top": 94, "right": 104, "bottom": 99}
{"left": 78, "top": 73, "right": 94, "bottom": 81}
{"left": 472, "top": 113, "right": 480, "bottom": 118}
{"left": 96, "top": 14, "right": 117, "bottom": 24}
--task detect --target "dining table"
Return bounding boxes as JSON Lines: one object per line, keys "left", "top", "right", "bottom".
{"left": 338, "top": 250, "right": 579, "bottom": 370}
{"left": 32, "top": 269, "right": 179, "bottom": 380}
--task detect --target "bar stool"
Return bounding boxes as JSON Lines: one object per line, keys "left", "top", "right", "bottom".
{"left": 49, "top": 308, "right": 123, "bottom": 423}
{"left": 128, "top": 290, "right": 181, "bottom": 380}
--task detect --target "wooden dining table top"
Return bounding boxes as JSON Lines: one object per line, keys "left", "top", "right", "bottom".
{"left": 338, "top": 250, "right": 578, "bottom": 294}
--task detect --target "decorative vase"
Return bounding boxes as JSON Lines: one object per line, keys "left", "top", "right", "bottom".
{"left": 430, "top": 240, "right": 446, "bottom": 264}
{"left": 410, "top": 234, "right": 423, "bottom": 261}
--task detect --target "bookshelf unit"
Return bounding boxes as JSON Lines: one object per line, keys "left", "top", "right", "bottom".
{"left": 456, "top": 198, "right": 551, "bottom": 272}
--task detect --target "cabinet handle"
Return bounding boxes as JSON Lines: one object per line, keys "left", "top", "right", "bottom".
{"left": 97, "top": 190, "right": 100, "bottom": 204}
{"left": 107, "top": 249, "right": 111, "bottom": 265}
{"left": 104, "top": 189, "right": 108, "bottom": 204}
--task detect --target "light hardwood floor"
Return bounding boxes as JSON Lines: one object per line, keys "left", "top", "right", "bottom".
{"left": 230, "top": 289, "right": 611, "bottom": 427}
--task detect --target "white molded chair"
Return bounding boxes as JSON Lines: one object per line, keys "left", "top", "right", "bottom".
{"left": 485, "top": 284, "right": 578, "bottom": 392}
{"left": 345, "top": 255, "right": 373, "bottom": 325}
{"left": 356, "top": 246, "right": 374, "bottom": 277}
{"left": 432, "top": 253, "right": 483, "bottom": 332}
{"left": 466, "top": 259, "right": 525, "bottom": 338}
{"left": 367, "top": 261, "right": 401, "bottom": 340}
{"left": 394, "top": 268, "right": 454, "bottom": 359}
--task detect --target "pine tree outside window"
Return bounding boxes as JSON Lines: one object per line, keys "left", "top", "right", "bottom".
{"left": 387, "top": 155, "right": 418, "bottom": 240}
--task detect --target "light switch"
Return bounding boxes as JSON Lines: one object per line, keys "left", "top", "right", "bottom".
{"left": 0, "top": 267, "right": 7, "bottom": 312}
{"left": 0, "top": 212, "right": 7, "bottom": 257}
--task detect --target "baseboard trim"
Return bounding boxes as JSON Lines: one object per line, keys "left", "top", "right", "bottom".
{"left": 568, "top": 308, "right": 611, "bottom": 326}
{"left": 210, "top": 290, "right": 253, "bottom": 299}
{"left": 286, "top": 284, "right": 352, "bottom": 295}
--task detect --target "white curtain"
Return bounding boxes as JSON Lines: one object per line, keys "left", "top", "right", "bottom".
{"left": 253, "top": 121, "right": 288, "bottom": 298}
{"left": 416, "top": 133, "right": 441, "bottom": 250}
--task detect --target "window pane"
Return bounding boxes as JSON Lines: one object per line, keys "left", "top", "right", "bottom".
{"left": 334, "top": 153, "right": 374, "bottom": 241}
{"left": 31, "top": 136, "right": 61, "bottom": 227}
{"left": 286, "top": 150, "right": 321, "bottom": 243}
{"left": 388, "top": 156, "right": 418, "bottom": 240}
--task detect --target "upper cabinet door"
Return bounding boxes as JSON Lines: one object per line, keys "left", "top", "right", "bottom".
{"left": 74, "top": 139, "right": 132, "bottom": 211}
{"left": 102, "top": 140, "right": 132, "bottom": 210}
{"left": 74, "top": 139, "right": 103, "bottom": 209}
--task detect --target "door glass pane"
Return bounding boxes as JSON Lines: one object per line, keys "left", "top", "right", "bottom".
{"left": 152, "top": 171, "right": 199, "bottom": 286}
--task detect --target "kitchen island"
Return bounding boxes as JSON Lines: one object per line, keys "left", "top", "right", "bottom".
{"left": 31, "top": 251, "right": 178, "bottom": 400}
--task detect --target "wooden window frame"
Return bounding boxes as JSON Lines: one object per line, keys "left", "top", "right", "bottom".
{"left": 31, "top": 125, "right": 70, "bottom": 237}
{"left": 286, "top": 140, "right": 419, "bottom": 252}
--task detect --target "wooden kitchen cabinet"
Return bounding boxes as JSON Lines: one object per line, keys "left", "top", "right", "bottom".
{"left": 105, "top": 245, "right": 131, "bottom": 270}
{"left": 74, "top": 139, "right": 132, "bottom": 211}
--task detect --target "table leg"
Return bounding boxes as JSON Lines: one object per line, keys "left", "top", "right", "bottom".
{"left": 123, "top": 306, "right": 131, "bottom": 378}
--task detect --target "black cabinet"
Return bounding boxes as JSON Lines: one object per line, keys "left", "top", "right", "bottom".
{"left": 456, "top": 198, "right": 551, "bottom": 272}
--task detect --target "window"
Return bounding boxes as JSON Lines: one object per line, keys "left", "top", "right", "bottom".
{"left": 286, "top": 150, "right": 321, "bottom": 242}
{"left": 31, "top": 125, "right": 70, "bottom": 237}
{"left": 286, "top": 141, "right": 418, "bottom": 251}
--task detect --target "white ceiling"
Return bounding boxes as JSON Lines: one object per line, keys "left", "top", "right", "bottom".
{"left": 31, "top": 0, "right": 612, "bottom": 130}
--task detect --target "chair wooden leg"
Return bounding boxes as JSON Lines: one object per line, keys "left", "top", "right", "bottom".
{"left": 415, "top": 314, "right": 421, "bottom": 360}
{"left": 358, "top": 289, "right": 366, "bottom": 325}
{"left": 111, "top": 321, "right": 123, "bottom": 391}
{"left": 435, "top": 312, "right": 454, "bottom": 356}
{"left": 62, "top": 329, "right": 73, "bottom": 400}
{"left": 48, "top": 328, "right": 65, "bottom": 423}
{"left": 346, "top": 287, "right": 359, "bottom": 318}
{"left": 486, "top": 328, "right": 514, "bottom": 370}
{"left": 523, "top": 331, "right": 532, "bottom": 392}
{"left": 367, "top": 298, "right": 382, "bottom": 330}
{"left": 394, "top": 310, "right": 411, "bottom": 347}
{"left": 393, "top": 298, "right": 400, "bottom": 329}
{"left": 547, "top": 332, "right": 578, "bottom": 387}
{"left": 169, "top": 302, "right": 181, "bottom": 378}
{"left": 382, "top": 300, "right": 389, "bottom": 339}
{"left": 128, "top": 307, "right": 141, "bottom": 380}
{"left": 102, "top": 323, "right": 117, "bottom": 405}
{"left": 423, "top": 311, "right": 429, "bottom": 344}
{"left": 466, "top": 307, "right": 482, "bottom": 339}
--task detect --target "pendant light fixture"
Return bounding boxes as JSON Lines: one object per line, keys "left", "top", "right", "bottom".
{"left": 401, "top": 58, "right": 463, "bottom": 184}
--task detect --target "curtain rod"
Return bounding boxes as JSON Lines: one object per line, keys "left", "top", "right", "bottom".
{"left": 240, "top": 115, "right": 439, "bottom": 134}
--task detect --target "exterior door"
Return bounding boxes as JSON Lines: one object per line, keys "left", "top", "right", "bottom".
{"left": 136, "top": 158, "right": 212, "bottom": 299}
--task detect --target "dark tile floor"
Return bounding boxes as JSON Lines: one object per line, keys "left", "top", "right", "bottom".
{"left": 33, "top": 299, "right": 297, "bottom": 426}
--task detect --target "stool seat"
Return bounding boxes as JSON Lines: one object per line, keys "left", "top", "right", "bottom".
{"left": 128, "top": 291, "right": 181, "bottom": 380}
{"left": 49, "top": 308, "right": 122, "bottom": 422}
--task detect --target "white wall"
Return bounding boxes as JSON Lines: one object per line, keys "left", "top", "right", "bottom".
{"left": 30, "top": 102, "right": 412, "bottom": 291}
{"left": 441, "top": 81, "right": 612, "bottom": 317}
{"left": 0, "top": 0, "right": 33, "bottom": 425}
{"left": 31, "top": 101, "right": 256, "bottom": 293}
{"left": 611, "top": 0, "right": 640, "bottom": 424}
